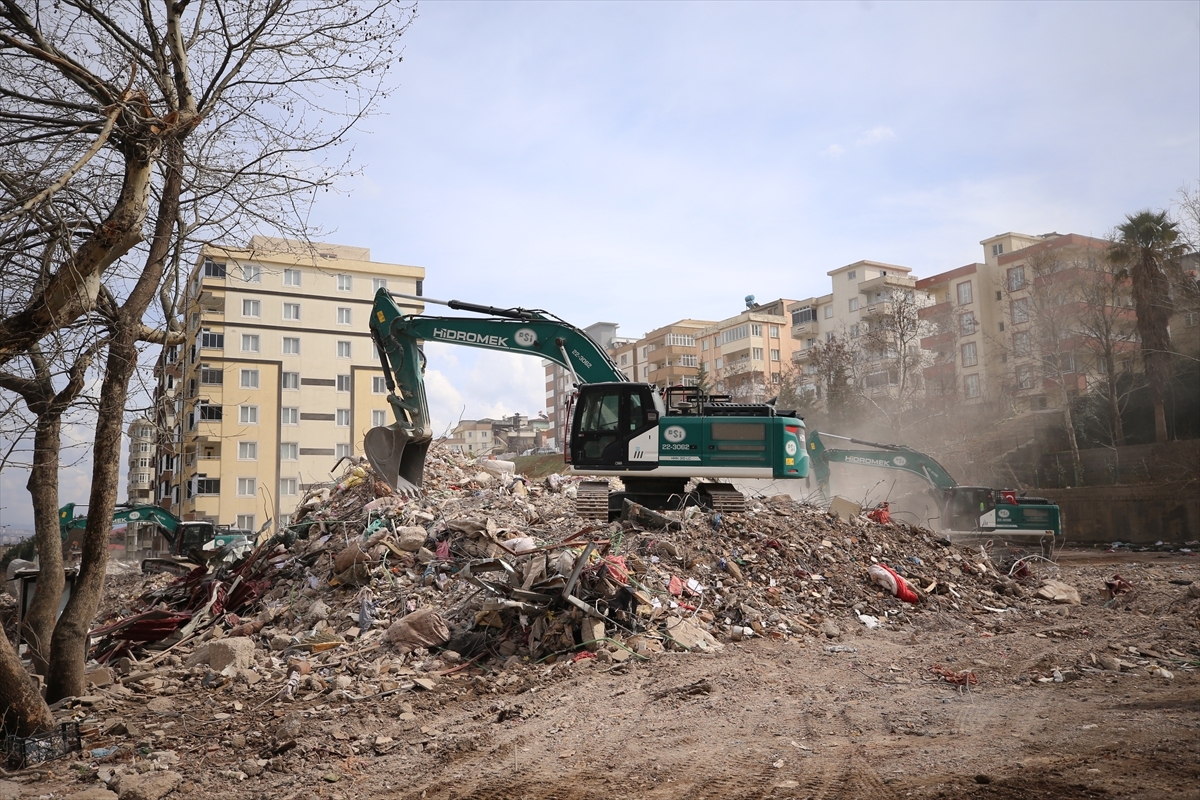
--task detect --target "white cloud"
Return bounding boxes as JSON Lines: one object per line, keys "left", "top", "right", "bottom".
{"left": 857, "top": 126, "right": 895, "bottom": 146}
{"left": 822, "top": 144, "right": 845, "bottom": 158}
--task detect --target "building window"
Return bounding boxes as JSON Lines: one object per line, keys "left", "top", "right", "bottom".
{"left": 283, "top": 268, "right": 302, "bottom": 287}
{"left": 198, "top": 403, "right": 222, "bottom": 421}
{"left": 698, "top": 341, "right": 707, "bottom": 353}
{"left": 824, "top": 306, "right": 834, "bottom": 319}
{"left": 336, "top": 443, "right": 352, "bottom": 459}
{"left": 280, "top": 442, "right": 298, "bottom": 460}
{"left": 805, "top": 337, "right": 816, "bottom": 349}
{"left": 752, "top": 347, "right": 764, "bottom": 360}
{"left": 281, "top": 407, "right": 298, "bottom": 425}
{"left": 337, "top": 274, "right": 352, "bottom": 292}
{"left": 282, "top": 372, "right": 300, "bottom": 390}
{"left": 283, "top": 302, "right": 301, "bottom": 321}
{"left": 770, "top": 326, "right": 780, "bottom": 338}
{"left": 196, "top": 478, "right": 220, "bottom": 495}
{"left": 850, "top": 323, "right": 859, "bottom": 338}
{"left": 200, "top": 367, "right": 224, "bottom": 385}
{"left": 279, "top": 478, "right": 298, "bottom": 496}
{"left": 961, "top": 342, "right": 978, "bottom": 367}
{"left": 337, "top": 340, "right": 352, "bottom": 358}
{"left": 825, "top": 332, "right": 835, "bottom": 342}
{"left": 792, "top": 307, "right": 816, "bottom": 325}
{"left": 1011, "top": 297, "right": 1030, "bottom": 324}
{"left": 1006, "top": 266, "right": 1025, "bottom": 292}
{"left": 678, "top": 354, "right": 698, "bottom": 368}
{"left": 1017, "top": 365, "right": 1033, "bottom": 390}
{"left": 236, "top": 514, "right": 255, "bottom": 530}
{"left": 1183, "top": 311, "right": 1199, "bottom": 328}
{"left": 337, "top": 374, "right": 352, "bottom": 392}
{"left": 240, "top": 369, "right": 259, "bottom": 389}
{"left": 237, "top": 477, "right": 256, "bottom": 497}
{"left": 847, "top": 270, "right": 857, "bottom": 280}
{"left": 956, "top": 281, "right": 973, "bottom": 306}
{"left": 283, "top": 337, "right": 300, "bottom": 355}
{"left": 239, "top": 405, "right": 258, "bottom": 424}
{"left": 372, "top": 376, "right": 387, "bottom": 393}
{"left": 337, "top": 307, "right": 353, "bottom": 325}
{"left": 203, "top": 258, "right": 226, "bottom": 279}
{"left": 242, "top": 299, "right": 260, "bottom": 317}
{"left": 1013, "top": 331, "right": 1031, "bottom": 356}
{"left": 751, "top": 324, "right": 763, "bottom": 336}
{"left": 336, "top": 409, "right": 351, "bottom": 426}
{"left": 372, "top": 410, "right": 387, "bottom": 427}
{"left": 664, "top": 333, "right": 695, "bottom": 347}
{"left": 960, "top": 312, "right": 976, "bottom": 336}
{"left": 964, "top": 374, "right": 981, "bottom": 399}
{"left": 992, "top": 243, "right": 1004, "bottom": 258}
{"left": 238, "top": 441, "right": 257, "bottom": 460}
{"left": 849, "top": 298, "right": 859, "bottom": 312}
{"left": 241, "top": 264, "right": 262, "bottom": 283}
{"left": 200, "top": 329, "right": 224, "bottom": 349}
{"left": 373, "top": 278, "right": 388, "bottom": 292}
{"left": 771, "top": 349, "right": 780, "bottom": 361}
{"left": 720, "top": 325, "right": 750, "bottom": 344}
{"left": 241, "top": 334, "right": 260, "bottom": 353}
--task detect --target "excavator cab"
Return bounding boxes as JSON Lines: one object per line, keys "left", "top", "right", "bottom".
{"left": 942, "top": 486, "right": 996, "bottom": 532}
{"left": 567, "top": 382, "right": 661, "bottom": 468}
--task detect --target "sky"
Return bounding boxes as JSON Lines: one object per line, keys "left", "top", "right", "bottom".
{"left": 1, "top": 0, "right": 1197, "bottom": 528}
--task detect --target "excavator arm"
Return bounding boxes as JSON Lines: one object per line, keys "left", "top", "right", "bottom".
{"left": 367, "top": 289, "right": 628, "bottom": 493}
{"left": 806, "top": 431, "right": 959, "bottom": 496}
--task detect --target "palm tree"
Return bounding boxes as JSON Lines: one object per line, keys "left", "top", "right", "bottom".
{"left": 1111, "top": 210, "right": 1184, "bottom": 443}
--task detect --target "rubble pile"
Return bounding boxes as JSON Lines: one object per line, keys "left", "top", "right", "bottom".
{"left": 86, "top": 444, "right": 1085, "bottom": 680}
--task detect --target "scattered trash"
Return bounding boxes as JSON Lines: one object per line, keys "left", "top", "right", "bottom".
{"left": 929, "top": 663, "right": 978, "bottom": 686}
{"left": 1105, "top": 574, "right": 1135, "bottom": 597}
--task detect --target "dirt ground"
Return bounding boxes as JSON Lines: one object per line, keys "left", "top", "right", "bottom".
{"left": 4, "top": 549, "right": 1199, "bottom": 800}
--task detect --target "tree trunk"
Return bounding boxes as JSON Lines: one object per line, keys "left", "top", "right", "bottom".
{"left": 1103, "top": 351, "right": 1125, "bottom": 447}
{"left": 44, "top": 140, "right": 182, "bottom": 703}
{"left": 1060, "top": 385, "right": 1082, "bottom": 486}
{"left": 0, "top": 626, "right": 55, "bottom": 737}
{"left": 21, "top": 412, "right": 66, "bottom": 675}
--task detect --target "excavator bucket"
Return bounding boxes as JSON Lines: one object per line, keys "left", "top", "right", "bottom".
{"left": 364, "top": 424, "right": 432, "bottom": 496}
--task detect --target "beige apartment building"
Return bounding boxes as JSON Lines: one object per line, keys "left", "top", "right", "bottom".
{"left": 154, "top": 236, "right": 424, "bottom": 528}
{"left": 125, "top": 418, "right": 155, "bottom": 505}
{"left": 698, "top": 301, "right": 794, "bottom": 402}
{"left": 786, "top": 261, "right": 923, "bottom": 399}
{"left": 641, "top": 319, "right": 714, "bottom": 389}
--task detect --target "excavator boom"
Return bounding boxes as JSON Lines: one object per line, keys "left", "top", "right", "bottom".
{"left": 366, "top": 289, "right": 626, "bottom": 493}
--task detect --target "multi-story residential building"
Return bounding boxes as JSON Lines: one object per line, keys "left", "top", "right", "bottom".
{"left": 154, "top": 236, "right": 424, "bottom": 528}
{"left": 918, "top": 232, "right": 1119, "bottom": 413}
{"left": 787, "top": 261, "right": 924, "bottom": 400}
{"left": 698, "top": 301, "right": 794, "bottom": 402}
{"left": 444, "top": 420, "right": 497, "bottom": 456}
{"left": 641, "top": 319, "right": 714, "bottom": 390}
{"left": 543, "top": 322, "right": 629, "bottom": 450}
{"left": 125, "top": 419, "right": 156, "bottom": 505}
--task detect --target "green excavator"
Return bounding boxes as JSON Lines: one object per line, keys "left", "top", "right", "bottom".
{"left": 59, "top": 503, "right": 254, "bottom": 574}
{"left": 807, "top": 431, "right": 1062, "bottom": 552}
{"left": 365, "top": 290, "right": 810, "bottom": 519}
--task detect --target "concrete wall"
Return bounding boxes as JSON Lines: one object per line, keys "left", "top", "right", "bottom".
{"left": 1040, "top": 485, "right": 1199, "bottom": 546}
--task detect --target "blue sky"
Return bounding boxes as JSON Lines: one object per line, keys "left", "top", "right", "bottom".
{"left": 1, "top": 1, "right": 1197, "bottom": 528}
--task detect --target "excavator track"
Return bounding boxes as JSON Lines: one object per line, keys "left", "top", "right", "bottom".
{"left": 698, "top": 483, "right": 746, "bottom": 515}
{"left": 575, "top": 481, "right": 611, "bottom": 520}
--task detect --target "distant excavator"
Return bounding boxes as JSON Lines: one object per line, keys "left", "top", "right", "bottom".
{"left": 806, "top": 431, "right": 1062, "bottom": 553}
{"left": 364, "top": 289, "right": 810, "bottom": 519}
{"left": 59, "top": 503, "right": 254, "bottom": 574}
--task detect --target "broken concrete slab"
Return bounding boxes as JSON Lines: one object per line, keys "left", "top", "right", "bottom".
{"left": 665, "top": 617, "right": 723, "bottom": 652}
{"left": 116, "top": 770, "right": 181, "bottom": 800}
{"left": 207, "top": 637, "right": 255, "bottom": 671}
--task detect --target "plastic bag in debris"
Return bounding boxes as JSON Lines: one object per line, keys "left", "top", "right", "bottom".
{"left": 868, "top": 563, "right": 919, "bottom": 604}
{"left": 385, "top": 607, "right": 450, "bottom": 653}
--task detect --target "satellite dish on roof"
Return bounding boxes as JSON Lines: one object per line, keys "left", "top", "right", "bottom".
{"left": 745, "top": 294, "right": 756, "bottom": 309}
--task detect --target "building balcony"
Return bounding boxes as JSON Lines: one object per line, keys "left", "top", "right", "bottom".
{"left": 858, "top": 273, "right": 916, "bottom": 295}
{"left": 923, "top": 362, "right": 955, "bottom": 379}
{"left": 197, "top": 291, "right": 224, "bottom": 314}
{"left": 920, "top": 331, "right": 954, "bottom": 350}
{"left": 790, "top": 322, "right": 814, "bottom": 338}
{"left": 918, "top": 301, "right": 951, "bottom": 320}
{"left": 723, "top": 358, "right": 765, "bottom": 376}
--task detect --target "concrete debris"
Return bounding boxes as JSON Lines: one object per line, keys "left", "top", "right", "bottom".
{"left": 1036, "top": 579, "right": 1082, "bottom": 605}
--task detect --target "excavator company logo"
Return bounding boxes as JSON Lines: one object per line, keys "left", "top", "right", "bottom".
{"left": 785, "top": 441, "right": 798, "bottom": 456}
{"left": 846, "top": 455, "right": 892, "bottom": 468}
{"left": 514, "top": 328, "right": 537, "bottom": 347}
{"left": 664, "top": 426, "right": 686, "bottom": 442}
{"left": 892, "top": 456, "right": 908, "bottom": 467}
{"left": 128, "top": 511, "right": 142, "bottom": 520}
{"left": 432, "top": 328, "right": 508, "bottom": 347}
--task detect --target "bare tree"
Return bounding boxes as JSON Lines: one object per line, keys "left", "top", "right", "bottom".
{"left": 1076, "top": 248, "right": 1139, "bottom": 447}
{"left": 0, "top": 0, "right": 415, "bottom": 729}
{"left": 807, "top": 336, "right": 862, "bottom": 429}
{"left": 858, "top": 287, "right": 930, "bottom": 437}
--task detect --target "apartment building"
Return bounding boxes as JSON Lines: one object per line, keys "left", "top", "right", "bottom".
{"left": 698, "top": 301, "right": 794, "bottom": 402}
{"left": 641, "top": 319, "right": 714, "bottom": 389}
{"left": 787, "top": 261, "right": 923, "bottom": 399}
{"left": 154, "top": 236, "right": 424, "bottom": 528}
{"left": 444, "top": 420, "right": 497, "bottom": 456}
{"left": 917, "top": 232, "right": 1119, "bottom": 412}
{"left": 543, "top": 322, "right": 630, "bottom": 450}
{"left": 125, "top": 418, "right": 155, "bottom": 505}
